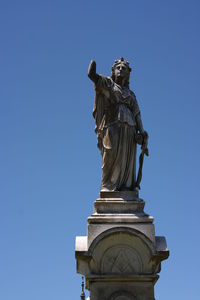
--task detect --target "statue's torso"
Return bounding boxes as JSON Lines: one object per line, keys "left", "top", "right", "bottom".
{"left": 98, "top": 77, "right": 138, "bottom": 128}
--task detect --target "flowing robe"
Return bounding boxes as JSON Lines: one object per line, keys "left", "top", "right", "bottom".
{"left": 93, "top": 75, "right": 140, "bottom": 191}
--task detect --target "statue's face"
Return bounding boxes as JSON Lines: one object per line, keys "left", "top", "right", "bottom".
{"left": 114, "top": 63, "right": 130, "bottom": 82}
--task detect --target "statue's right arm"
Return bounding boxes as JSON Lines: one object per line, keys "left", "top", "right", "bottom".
{"left": 88, "top": 60, "right": 99, "bottom": 84}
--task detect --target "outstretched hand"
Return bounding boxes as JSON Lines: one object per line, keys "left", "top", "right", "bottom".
{"left": 88, "top": 60, "right": 98, "bottom": 83}
{"left": 88, "top": 60, "right": 96, "bottom": 73}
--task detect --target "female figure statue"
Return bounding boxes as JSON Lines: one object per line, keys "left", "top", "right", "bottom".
{"left": 88, "top": 58, "right": 148, "bottom": 192}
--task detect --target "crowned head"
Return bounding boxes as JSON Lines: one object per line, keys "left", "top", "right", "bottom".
{"left": 111, "top": 57, "right": 132, "bottom": 87}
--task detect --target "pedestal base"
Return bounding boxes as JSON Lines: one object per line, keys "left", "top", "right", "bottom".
{"left": 75, "top": 192, "right": 169, "bottom": 300}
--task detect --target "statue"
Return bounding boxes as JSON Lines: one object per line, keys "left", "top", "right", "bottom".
{"left": 88, "top": 58, "right": 148, "bottom": 192}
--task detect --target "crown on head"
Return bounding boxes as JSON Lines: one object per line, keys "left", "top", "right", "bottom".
{"left": 112, "top": 57, "right": 132, "bottom": 72}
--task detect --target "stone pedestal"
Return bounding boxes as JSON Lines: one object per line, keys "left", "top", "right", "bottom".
{"left": 75, "top": 192, "right": 169, "bottom": 300}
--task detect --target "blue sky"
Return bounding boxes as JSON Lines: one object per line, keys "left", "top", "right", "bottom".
{"left": 0, "top": 1, "right": 200, "bottom": 299}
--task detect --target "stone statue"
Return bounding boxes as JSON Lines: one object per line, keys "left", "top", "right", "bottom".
{"left": 88, "top": 58, "right": 148, "bottom": 192}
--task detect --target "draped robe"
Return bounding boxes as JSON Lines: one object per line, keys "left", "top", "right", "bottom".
{"left": 93, "top": 75, "right": 140, "bottom": 191}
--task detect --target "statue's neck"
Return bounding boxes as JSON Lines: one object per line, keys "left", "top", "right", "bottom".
{"left": 115, "top": 77, "right": 126, "bottom": 87}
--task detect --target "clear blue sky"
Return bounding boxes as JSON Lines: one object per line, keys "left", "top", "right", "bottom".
{"left": 0, "top": 1, "right": 200, "bottom": 299}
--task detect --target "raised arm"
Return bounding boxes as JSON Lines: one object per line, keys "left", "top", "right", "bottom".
{"left": 88, "top": 60, "right": 99, "bottom": 84}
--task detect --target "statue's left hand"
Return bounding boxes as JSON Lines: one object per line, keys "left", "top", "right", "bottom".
{"left": 141, "top": 130, "right": 148, "bottom": 140}
{"left": 141, "top": 131, "right": 149, "bottom": 156}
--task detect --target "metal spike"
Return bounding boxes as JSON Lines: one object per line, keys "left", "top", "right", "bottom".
{"left": 80, "top": 276, "right": 85, "bottom": 300}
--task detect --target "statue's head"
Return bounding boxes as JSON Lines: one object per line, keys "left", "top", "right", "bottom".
{"left": 111, "top": 57, "right": 132, "bottom": 87}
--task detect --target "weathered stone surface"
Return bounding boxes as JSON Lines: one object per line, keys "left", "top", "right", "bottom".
{"left": 99, "top": 191, "right": 139, "bottom": 200}
{"left": 76, "top": 236, "right": 87, "bottom": 252}
{"left": 87, "top": 193, "right": 155, "bottom": 247}
{"left": 87, "top": 223, "right": 155, "bottom": 248}
{"left": 88, "top": 58, "right": 149, "bottom": 192}
{"left": 93, "top": 198, "right": 144, "bottom": 214}
{"left": 88, "top": 277, "right": 157, "bottom": 300}
{"left": 75, "top": 194, "right": 169, "bottom": 300}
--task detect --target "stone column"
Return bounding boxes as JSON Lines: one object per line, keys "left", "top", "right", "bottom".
{"left": 75, "top": 191, "right": 169, "bottom": 300}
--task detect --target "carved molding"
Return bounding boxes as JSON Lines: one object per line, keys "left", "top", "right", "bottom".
{"left": 88, "top": 227, "right": 155, "bottom": 256}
